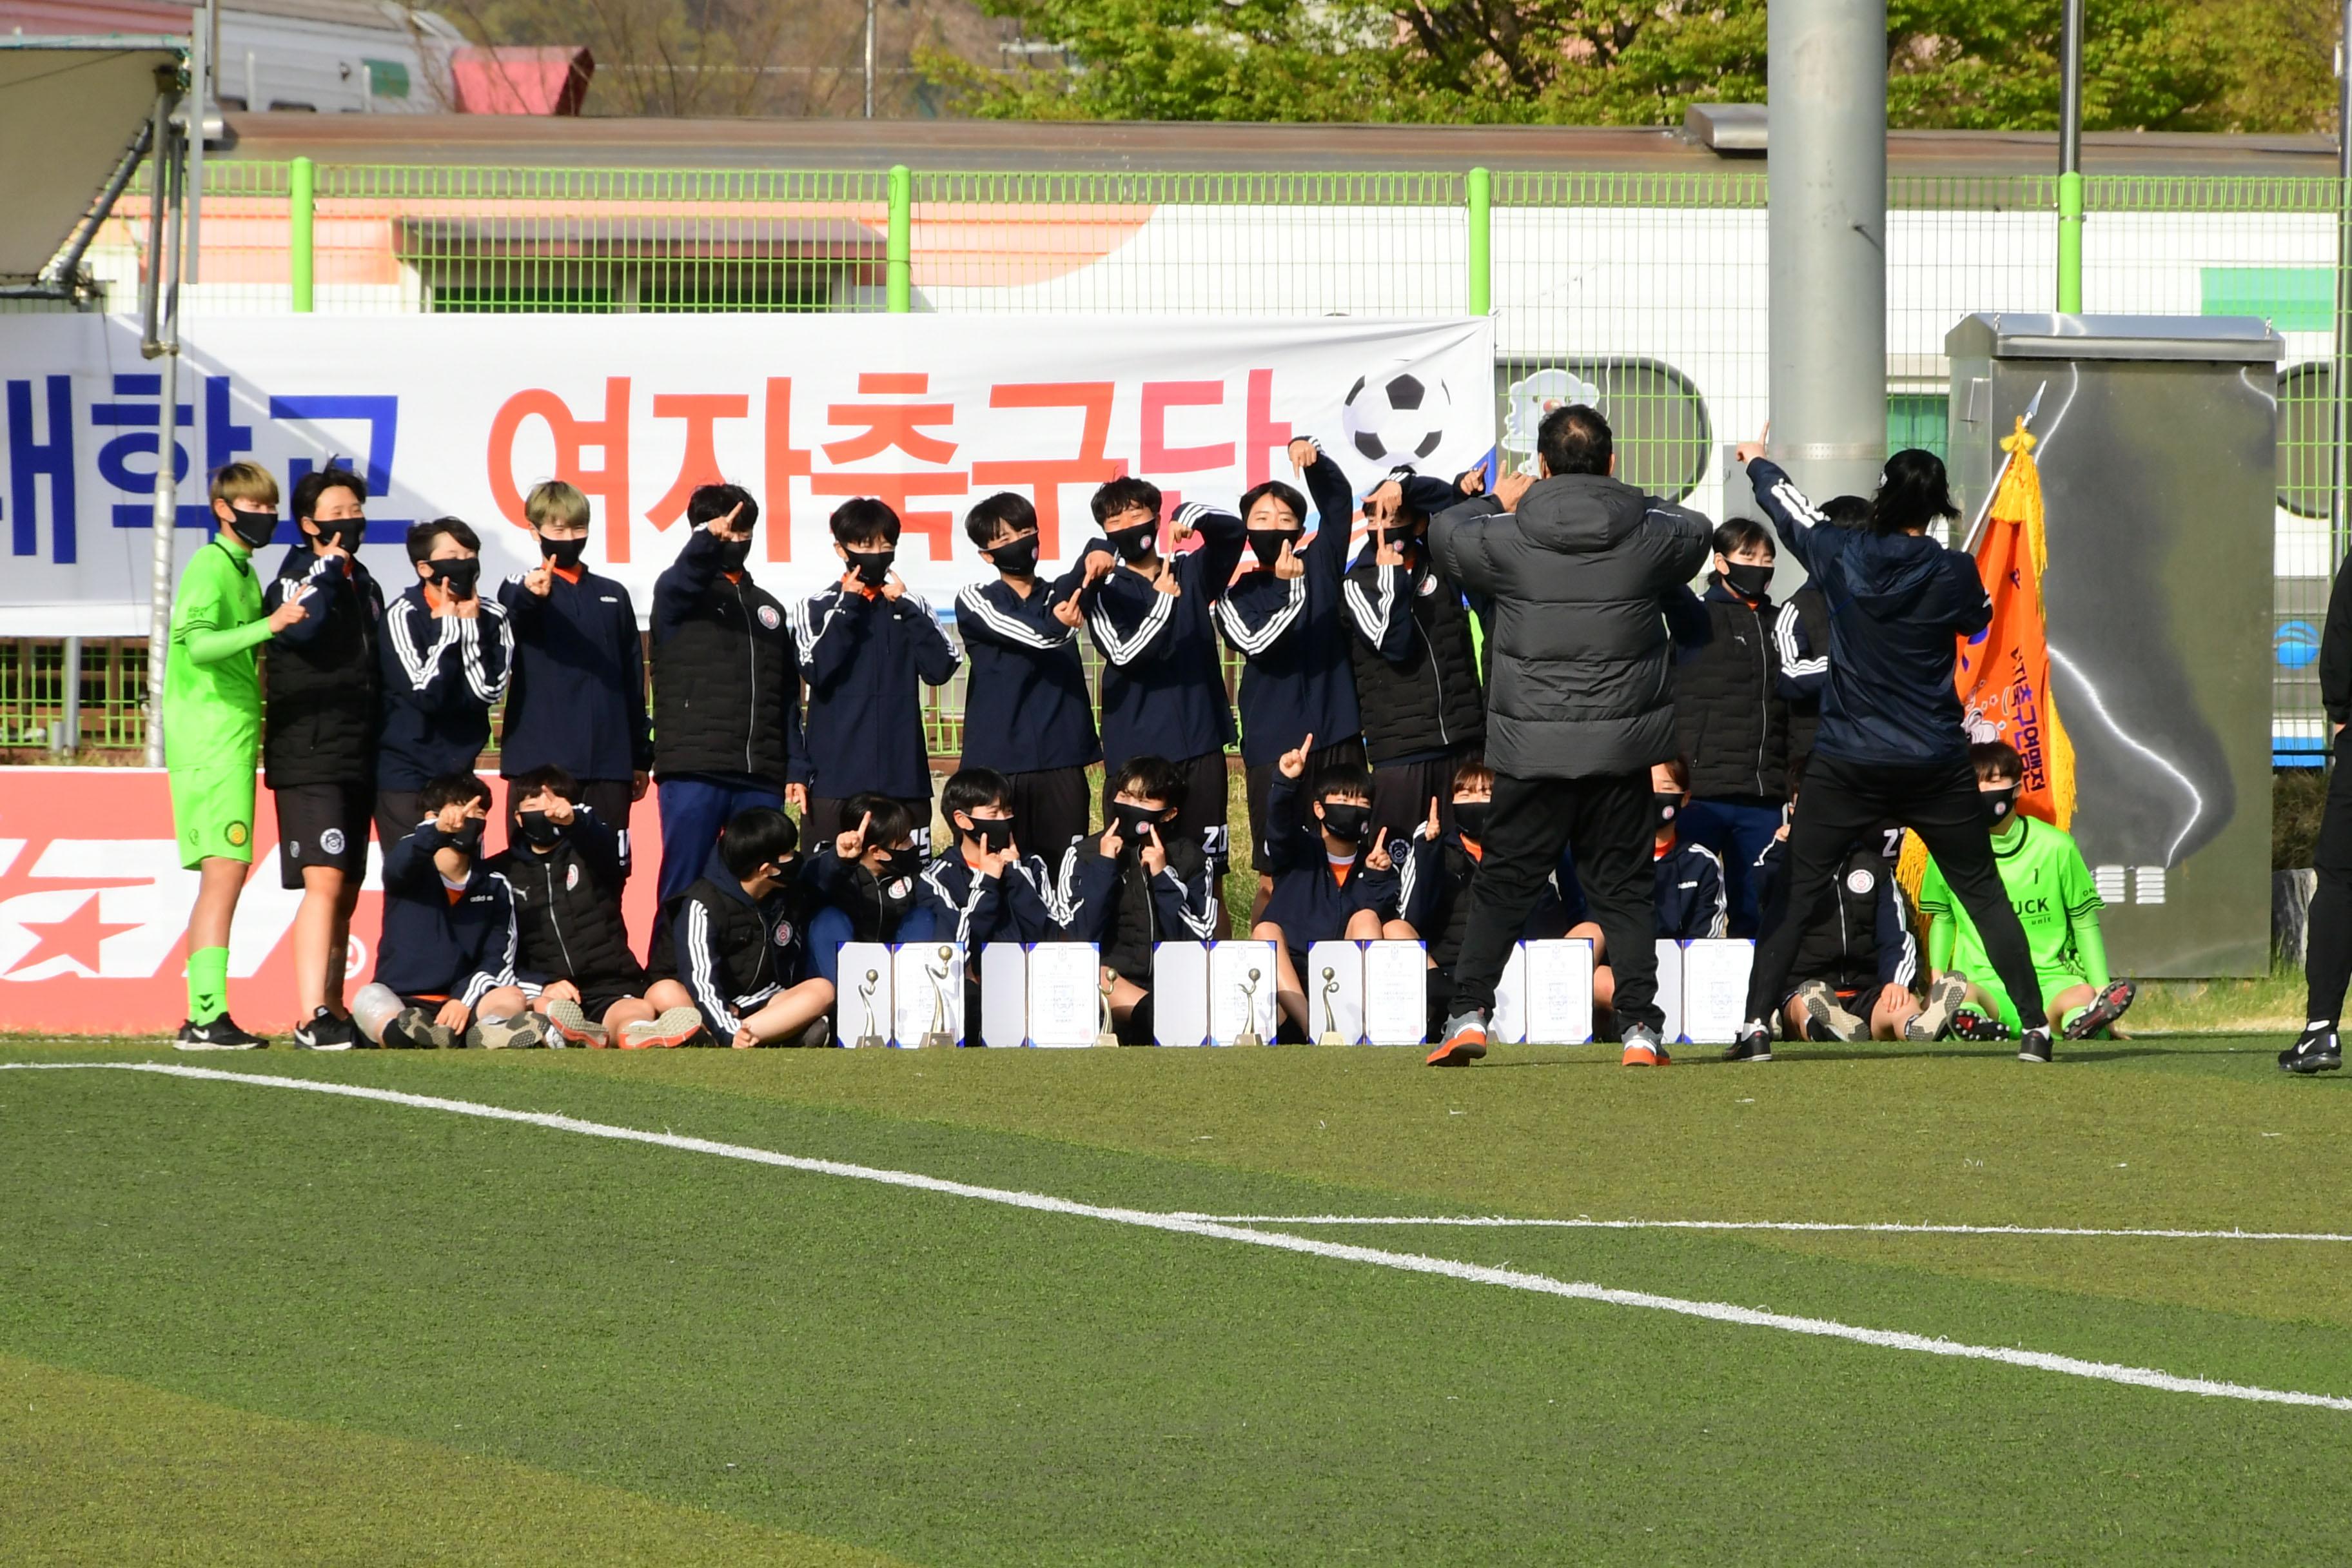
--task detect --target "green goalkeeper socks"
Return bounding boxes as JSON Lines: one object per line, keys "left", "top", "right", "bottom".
{"left": 187, "top": 946, "right": 230, "bottom": 1025}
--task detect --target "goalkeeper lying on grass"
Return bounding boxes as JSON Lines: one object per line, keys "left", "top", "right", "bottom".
{"left": 1916, "top": 740, "right": 2135, "bottom": 1045}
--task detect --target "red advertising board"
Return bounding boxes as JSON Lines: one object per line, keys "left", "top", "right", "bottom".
{"left": 0, "top": 769, "right": 661, "bottom": 1035}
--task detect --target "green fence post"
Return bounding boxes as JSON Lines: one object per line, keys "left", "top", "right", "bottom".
{"left": 289, "top": 155, "right": 315, "bottom": 313}
{"left": 2057, "top": 170, "right": 2083, "bottom": 313}
{"left": 1466, "top": 166, "right": 1492, "bottom": 316}
{"left": 887, "top": 164, "right": 912, "bottom": 313}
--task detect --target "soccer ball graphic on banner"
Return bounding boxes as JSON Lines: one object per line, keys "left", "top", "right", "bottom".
{"left": 1342, "top": 368, "right": 1451, "bottom": 464}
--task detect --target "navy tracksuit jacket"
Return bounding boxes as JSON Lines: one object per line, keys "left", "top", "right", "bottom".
{"left": 1258, "top": 772, "right": 1402, "bottom": 948}
{"left": 1652, "top": 836, "right": 1729, "bottom": 941}
{"left": 953, "top": 561, "right": 1101, "bottom": 775}
{"left": 375, "top": 824, "right": 519, "bottom": 1006}
{"left": 495, "top": 565, "right": 652, "bottom": 783}
{"left": 376, "top": 586, "right": 513, "bottom": 791}
{"left": 1213, "top": 443, "right": 1364, "bottom": 765}
{"left": 1079, "top": 503, "right": 1248, "bottom": 769}
{"left": 913, "top": 848, "right": 1061, "bottom": 947}
{"left": 792, "top": 582, "right": 963, "bottom": 799}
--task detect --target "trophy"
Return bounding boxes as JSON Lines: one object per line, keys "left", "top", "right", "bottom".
{"left": 1232, "top": 966, "right": 1267, "bottom": 1048}
{"left": 1317, "top": 964, "right": 1348, "bottom": 1046}
{"left": 1097, "top": 968, "right": 1121, "bottom": 1049}
{"left": 919, "top": 944, "right": 958, "bottom": 1049}
{"left": 855, "top": 967, "right": 887, "bottom": 1050}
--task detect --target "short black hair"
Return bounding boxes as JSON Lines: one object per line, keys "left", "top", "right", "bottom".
{"left": 941, "top": 767, "right": 1011, "bottom": 826}
{"left": 830, "top": 496, "right": 901, "bottom": 547}
{"left": 418, "top": 771, "right": 492, "bottom": 818}
{"left": 1872, "top": 449, "right": 1958, "bottom": 535}
{"left": 405, "top": 516, "right": 480, "bottom": 564}
{"left": 1823, "top": 493, "right": 1871, "bottom": 529}
{"left": 1656, "top": 754, "right": 1692, "bottom": 792}
{"left": 720, "top": 807, "right": 799, "bottom": 878}
{"left": 1970, "top": 740, "right": 2024, "bottom": 785}
{"left": 1537, "top": 404, "right": 1612, "bottom": 477}
{"left": 1451, "top": 756, "right": 1494, "bottom": 795}
{"left": 293, "top": 465, "right": 365, "bottom": 522}
{"left": 966, "top": 491, "right": 1036, "bottom": 550}
{"left": 1311, "top": 760, "right": 1373, "bottom": 803}
{"left": 687, "top": 483, "right": 759, "bottom": 532}
{"left": 1091, "top": 476, "right": 1163, "bottom": 526}
{"left": 1713, "top": 517, "right": 1773, "bottom": 558}
{"left": 508, "top": 763, "right": 579, "bottom": 805}
{"left": 842, "top": 792, "right": 917, "bottom": 848}
{"left": 1110, "top": 754, "right": 1186, "bottom": 810}
{"left": 1239, "top": 480, "right": 1308, "bottom": 528}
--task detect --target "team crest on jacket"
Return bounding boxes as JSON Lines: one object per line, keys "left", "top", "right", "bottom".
{"left": 886, "top": 877, "right": 913, "bottom": 900}
{"left": 320, "top": 828, "right": 346, "bottom": 856}
{"left": 1416, "top": 574, "right": 1438, "bottom": 597}
{"left": 758, "top": 605, "right": 781, "bottom": 629}
{"left": 1847, "top": 868, "right": 1876, "bottom": 895}
{"left": 774, "top": 921, "right": 796, "bottom": 947}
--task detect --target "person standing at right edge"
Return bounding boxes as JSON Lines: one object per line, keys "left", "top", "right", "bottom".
{"left": 2282, "top": 548, "right": 2352, "bottom": 1073}
{"left": 1732, "top": 441, "right": 2057, "bottom": 1064}
{"left": 1424, "top": 404, "right": 1711, "bottom": 1068}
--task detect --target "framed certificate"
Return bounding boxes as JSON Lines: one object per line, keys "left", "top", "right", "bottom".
{"left": 1026, "top": 941, "right": 1104, "bottom": 1048}
{"left": 978, "top": 943, "right": 1029, "bottom": 1050}
{"left": 1680, "top": 939, "right": 1754, "bottom": 1043}
{"left": 1524, "top": 938, "right": 1596, "bottom": 1044}
{"left": 1360, "top": 940, "right": 1428, "bottom": 1046}
{"left": 1152, "top": 941, "right": 1211, "bottom": 1047}
{"left": 1491, "top": 942, "right": 1528, "bottom": 1044}
{"left": 1654, "top": 939, "right": 1685, "bottom": 1044}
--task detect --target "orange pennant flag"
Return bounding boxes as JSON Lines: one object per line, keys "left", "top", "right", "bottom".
{"left": 1955, "top": 418, "right": 2076, "bottom": 829}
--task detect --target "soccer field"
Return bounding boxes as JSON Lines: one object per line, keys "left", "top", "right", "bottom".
{"left": 5, "top": 1037, "right": 2347, "bottom": 1565}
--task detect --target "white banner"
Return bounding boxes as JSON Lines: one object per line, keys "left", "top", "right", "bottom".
{"left": 0, "top": 314, "right": 1496, "bottom": 634}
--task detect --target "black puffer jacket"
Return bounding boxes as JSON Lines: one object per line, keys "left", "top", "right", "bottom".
{"left": 1431, "top": 475, "right": 1710, "bottom": 778}
{"left": 261, "top": 545, "right": 384, "bottom": 787}
{"left": 1671, "top": 579, "right": 1790, "bottom": 799}
{"left": 650, "top": 527, "right": 803, "bottom": 785}
{"left": 1342, "top": 545, "right": 1486, "bottom": 765}
{"left": 487, "top": 807, "right": 642, "bottom": 992}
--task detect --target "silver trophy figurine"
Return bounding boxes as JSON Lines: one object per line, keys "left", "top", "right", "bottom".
{"left": 1097, "top": 968, "right": 1121, "bottom": 1050}
{"left": 1317, "top": 964, "right": 1347, "bottom": 1046}
{"left": 855, "top": 967, "right": 887, "bottom": 1050}
{"left": 919, "top": 944, "right": 959, "bottom": 1049}
{"left": 1232, "top": 965, "right": 1266, "bottom": 1048}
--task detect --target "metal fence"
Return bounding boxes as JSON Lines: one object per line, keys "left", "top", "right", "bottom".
{"left": 8, "top": 159, "right": 2338, "bottom": 760}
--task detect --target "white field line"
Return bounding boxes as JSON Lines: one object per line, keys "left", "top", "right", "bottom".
{"left": 1168, "top": 1215, "right": 2352, "bottom": 1243}
{"left": 6, "top": 1060, "right": 2349, "bottom": 1415}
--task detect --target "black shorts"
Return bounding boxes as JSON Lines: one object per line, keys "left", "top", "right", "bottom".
{"left": 1103, "top": 750, "right": 1231, "bottom": 875}
{"left": 1003, "top": 765, "right": 1093, "bottom": 864}
{"left": 1369, "top": 751, "right": 1469, "bottom": 849}
{"left": 505, "top": 776, "right": 636, "bottom": 871}
{"left": 275, "top": 782, "right": 373, "bottom": 888}
{"left": 805, "top": 792, "right": 935, "bottom": 854}
{"left": 1242, "top": 738, "right": 1367, "bottom": 874}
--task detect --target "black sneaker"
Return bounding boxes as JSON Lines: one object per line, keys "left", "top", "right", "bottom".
{"left": 2279, "top": 1026, "right": 2343, "bottom": 1075}
{"left": 2061, "top": 981, "right": 2137, "bottom": 1041}
{"left": 173, "top": 1015, "right": 265, "bottom": 1051}
{"left": 1722, "top": 1022, "right": 1773, "bottom": 1063}
{"left": 382, "top": 1006, "right": 458, "bottom": 1051}
{"left": 2018, "top": 1028, "right": 2053, "bottom": 1064}
{"left": 293, "top": 1008, "right": 356, "bottom": 1051}
{"left": 1951, "top": 1008, "right": 2012, "bottom": 1043}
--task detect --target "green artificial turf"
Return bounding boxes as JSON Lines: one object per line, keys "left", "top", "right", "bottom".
{"left": 4, "top": 1039, "right": 2349, "bottom": 1565}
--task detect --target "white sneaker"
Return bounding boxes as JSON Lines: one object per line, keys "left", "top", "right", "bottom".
{"left": 543, "top": 999, "right": 607, "bottom": 1048}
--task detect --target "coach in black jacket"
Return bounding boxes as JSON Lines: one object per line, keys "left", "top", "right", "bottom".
{"left": 649, "top": 484, "right": 806, "bottom": 912}
{"left": 1423, "top": 404, "right": 1710, "bottom": 1066}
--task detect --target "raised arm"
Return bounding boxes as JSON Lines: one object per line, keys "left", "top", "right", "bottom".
{"left": 793, "top": 589, "right": 871, "bottom": 692}
{"left": 1175, "top": 500, "right": 1247, "bottom": 604}
{"left": 908, "top": 596, "right": 965, "bottom": 687}
{"left": 459, "top": 600, "right": 513, "bottom": 706}
{"left": 265, "top": 555, "right": 338, "bottom": 647}
{"left": 1084, "top": 569, "right": 1181, "bottom": 668}
{"left": 650, "top": 525, "right": 727, "bottom": 645}
{"left": 1773, "top": 599, "right": 1827, "bottom": 700}
{"left": 1744, "top": 456, "right": 1834, "bottom": 576}
{"left": 1427, "top": 495, "right": 1508, "bottom": 598}
{"left": 956, "top": 583, "right": 1075, "bottom": 653}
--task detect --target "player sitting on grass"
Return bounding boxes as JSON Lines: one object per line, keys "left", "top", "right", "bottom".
{"left": 1750, "top": 752, "right": 1921, "bottom": 1051}
{"left": 1588, "top": 758, "right": 1724, "bottom": 1064}
{"left": 356, "top": 772, "right": 539, "bottom": 1050}
{"left": 1388, "top": 757, "right": 1577, "bottom": 1044}
{"left": 1055, "top": 754, "right": 1220, "bottom": 1043}
{"left": 487, "top": 764, "right": 667, "bottom": 1048}
{"left": 645, "top": 807, "right": 832, "bottom": 1048}
{"left": 917, "top": 768, "right": 1059, "bottom": 948}
{"left": 1917, "top": 741, "right": 2136, "bottom": 1046}
{"left": 1253, "top": 736, "right": 1400, "bottom": 1038}
{"left": 805, "top": 794, "right": 938, "bottom": 989}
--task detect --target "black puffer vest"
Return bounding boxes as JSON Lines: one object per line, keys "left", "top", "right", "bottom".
{"left": 1343, "top": 549, "right": 1485, "bottom": 765}
{"left": 489, "top": 825, "right": 642, "bottom": 990}
{"left": 652, "top": 571, "right": 798, "bottom": 785}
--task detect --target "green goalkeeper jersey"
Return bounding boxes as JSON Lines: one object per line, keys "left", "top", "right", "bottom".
{"left": 163, "top": 536, "right": 268, "bottom": 758}
{"left": 1918, "top": 816, "right": 2104, "bottom": 984}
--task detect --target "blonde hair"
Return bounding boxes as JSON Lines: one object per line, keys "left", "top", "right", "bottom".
{"left": 525, "top": 478, "right": 590, "bottom": 530}
{"left": 208, "top": 461, "right": 279, "bottom": 508}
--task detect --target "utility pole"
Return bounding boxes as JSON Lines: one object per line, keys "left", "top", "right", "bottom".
{"left": 1766, "top": 0, "right": 1889, "bottom": 505}
{"left": 2057, "top": 0, "right": 2084, "bottom": 312}
{"left": 864, "top": 0, "right": 876, "bottom": 119}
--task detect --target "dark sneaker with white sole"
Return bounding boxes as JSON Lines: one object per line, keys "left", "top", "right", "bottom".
{"left": 2279, "top": 1025, "right": 2343, "bottom": 1075}
{"left": 1905, "top": 974, "right": 1968, "bottom": 1041}
{"left": 1722, "top": 1023, "right": 1773, "bottom": 1063}
{"left": 382, "top": 1006, "right": 458, "bottom": 1051}
{"left": 2061, "top": 981, "right": 2137, "bottom": 1041}
{"left": 293, "top": 1009, "right": 355, "bottom": 1051}
{"left": 2017, "top": 1028, "right": 2053, "bottom": 1064}
{"left": 173, "top": 1015, "right": 265, "bottom": 1050}
{"left": 1795, "top": 980, "right": 1865, "bottom": 1043}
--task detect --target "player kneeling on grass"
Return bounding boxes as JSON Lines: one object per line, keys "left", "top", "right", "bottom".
{"left": 1055, "top": 754, "right": 1220, "bottom": 1043}
{"left": 1253, "top": 737, "right": 1400, "bottom": 1038}
{"left": 352, "top": 772, "right": 537, "bottom": 1050}
{"left": 1750, "top": 753, "right": 1921, "bottom": 1052}
{"left": 645, "top": 807, "right": 832, "bottom": 1048}
{"left": 1916, "top": 741, "right": 2135, "bottom": 1051}
{"left": 486, "top": 763, "right": 664, "bottom": 1048}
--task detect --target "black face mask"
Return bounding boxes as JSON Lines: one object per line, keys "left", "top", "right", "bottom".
{"left": 883, "top": 847, "right": 925, "bottom": 888}
{"left": 848, "top": 549, "right": 895, "bottom": 589}
{"left": 1981, "top": 785, "right": 2020, "bottom": 828}
{"left": 224, "top": 507, "right": 279, "bottom": 550}
{"left": 426, "top": 558, "right": 481, "bottom": 598}
{"left": 712, "top": 534, "right": 753, "bottom": 571}
{"left": 1108, "top": 522, "right": 1157, "bottom": 564}
{"left": 1370, "top": 525, "right": 1413, "bottom": 555}
{"left": 1110, "top": 801, "right": 1165, "bottom": 843}
{"left": 1453, "top": 801, "right": 1491, "bottom": 841}
{"left": 1654, "top": 793, "right": 1683, "bottom": 828}
{"left": 309, "top": 518, "right": 364, "bottom": 555}
{"left": 1249, "top": 529, "right": 1301, "bottom": 570}
{"left": 444, "top": 818, "right": 485, "bottom": 856}
{"left": 1319, "top": 803, "right": 1371, "bottom": 844}
{"left": 962, "top": 816, "right": 1015, "bottom": 854}
{"left": 518, "top": 810, "right": 564, "bottom": 848}
{"left": 986, "top": 533, "right": 1039, "bottom": 578}
{"left": 1723, "top": 561, "right": 1774, "bottom": 600}
{"left": 538, "top": 534, "right": 588, "bottom": 571}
